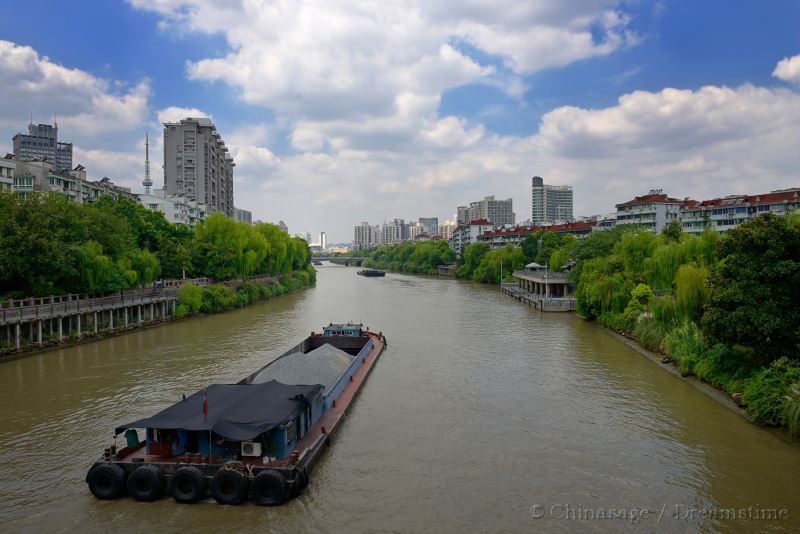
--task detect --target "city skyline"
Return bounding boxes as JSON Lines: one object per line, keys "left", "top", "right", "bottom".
{"left": 0, "top": 2, "right": 799, "bottom": 241}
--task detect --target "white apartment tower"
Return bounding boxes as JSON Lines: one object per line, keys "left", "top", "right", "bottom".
{"left": 163, "top": 118, "right": 235, "bottom": 217}
{"left": 531, "top": 176, "right": 573, "bottom": 225}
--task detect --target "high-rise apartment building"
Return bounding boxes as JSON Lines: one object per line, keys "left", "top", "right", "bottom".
{"left": 12, "top": 121, "right": 73, "bottom": 171}
{"left": 320, "top": 232, "right": 327, "bottom": 250}
{"left": 381, "top": 219, "right": 404, "bottom": 244}
{"left": 353, "top": 221, "right": 381, "bottom": 250}
{"left": 419, "top": 217, "right": 438, "bottom": 236}
{"left": 438, "top": 220, "right": 456, "bottom": 240}
{"left": 469, "top": 196, "right": 514, "bottom": 226}
{"left": 163, "top": 117, "right": 235, "bottom": 217}
{"left": 456, "top": 206, "right": 471, "bottom": 225}
{"left": 531, "top": 176, "right": 573, "bottom": 225}
{"left": 234, "top": 207, "right": 252, "bottom": 225}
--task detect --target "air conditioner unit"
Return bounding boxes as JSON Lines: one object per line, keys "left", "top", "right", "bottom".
{"left": 241, "top": 441, "right": 262, "bottom": 457}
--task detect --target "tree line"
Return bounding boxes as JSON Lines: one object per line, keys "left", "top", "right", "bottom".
{"left": 0, "top": 191, "right": 312, "bottom": 297}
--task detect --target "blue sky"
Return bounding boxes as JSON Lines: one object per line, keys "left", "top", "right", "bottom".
{"left": 1, "top": 0, "right": 799, "bottom": 241}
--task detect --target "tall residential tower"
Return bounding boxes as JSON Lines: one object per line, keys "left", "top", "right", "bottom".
{"left": 531, "top": 176, "right": 573, "bottom": 225}
{"left": 163, "top": 117, "right": 235, "bottom": 217}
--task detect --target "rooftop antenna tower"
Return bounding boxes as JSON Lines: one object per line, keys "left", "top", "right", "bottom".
{"left": 143, "top": 133, "right": 153, "bottom": 195}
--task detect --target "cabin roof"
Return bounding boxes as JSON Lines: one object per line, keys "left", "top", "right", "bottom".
{"left": 115, "top": 380, "right": 323, "bottom": 440}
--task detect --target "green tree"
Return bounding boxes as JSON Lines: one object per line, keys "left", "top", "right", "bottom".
{"left": 702, "top": 213, "right": 800, "bottom": 364}
{"left": 457, "top": 243, "right": 490, "bottom": 279}
{"left": 662, "top": 219, "right": 683, "bottom": 243}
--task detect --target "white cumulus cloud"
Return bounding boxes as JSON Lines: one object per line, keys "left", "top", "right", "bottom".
{"left": 0, "top": 40, "right": 150, "bottom": 137}
{"left": 773, "top": 54, "right": 800, "bottom": 83}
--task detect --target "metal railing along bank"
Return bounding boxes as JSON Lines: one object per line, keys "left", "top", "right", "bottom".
{"left": 0, "top": 278, "right": 213, "bottom": 326}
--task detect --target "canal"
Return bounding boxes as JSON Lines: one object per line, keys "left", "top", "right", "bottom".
{"left": 1, "top": 265, "right": 798, "bottom": 532}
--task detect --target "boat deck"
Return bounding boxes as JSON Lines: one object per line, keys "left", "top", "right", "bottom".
{"left": 296, "top": 332, "right": 385, "bottom": 460}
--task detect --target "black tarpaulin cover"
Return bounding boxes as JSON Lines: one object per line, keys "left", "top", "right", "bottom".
{"left": 115, "top": 380, "right": 323, "bottom": 441}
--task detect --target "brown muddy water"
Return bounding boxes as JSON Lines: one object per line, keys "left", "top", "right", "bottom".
{"left": 1, "top": 264, "right": 798, "bottom": 533}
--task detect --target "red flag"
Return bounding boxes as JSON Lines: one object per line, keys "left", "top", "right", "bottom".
{"left": 202, "top": 389, "right": 208, "bottom": 419}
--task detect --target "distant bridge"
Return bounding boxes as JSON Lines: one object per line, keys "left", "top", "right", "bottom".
{"left": 312, "top": 256, "right": 366, "bottom": 266}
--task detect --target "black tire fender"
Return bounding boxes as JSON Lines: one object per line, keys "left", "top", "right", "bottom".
{"left": 86, "top": 462, "right": 126, "bottom": 500}
{"left": 127, "top": 464, "right": 163, "bottom": 502}
{"left": 210, "top": 469, "right": 249, "bottom": 505}
{"left": 250, "top": 469, "right": 287, "bottom": 506}
{"left": 171, "top": 466, "right": 207, "bottom": 503}
{"left": 290, "top": 465, "right": 309, "bottom": 498}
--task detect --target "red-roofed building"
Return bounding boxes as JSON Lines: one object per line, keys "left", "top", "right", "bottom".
{"left": 478, "top": 221, "right": 597, "bottom": 248}
{"left": 615, "top": 189, "right": 684, "bottom": 232}
{"left": 680, "top": 188, "right": 800, "bottom": 234}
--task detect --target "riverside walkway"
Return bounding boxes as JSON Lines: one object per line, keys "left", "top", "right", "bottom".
{"left": 0, "top": 274, "right": 287, "bottom": 354}
{"left": 0, "top": 278, "right": 214, "bottom": 353}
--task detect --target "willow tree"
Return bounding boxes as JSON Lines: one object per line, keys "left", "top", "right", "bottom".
{"left": 76, "top": 241, "right": 117, "bottom": 295}
{"left": 675, "top": 263, "right": 708, "bottom": 322}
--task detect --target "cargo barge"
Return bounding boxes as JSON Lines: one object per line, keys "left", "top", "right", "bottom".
{"left": 357, "top": 268, "right": 385, "bottom": 277}
{"left": 85, "top": 323, "right": 386, "bottom": 506}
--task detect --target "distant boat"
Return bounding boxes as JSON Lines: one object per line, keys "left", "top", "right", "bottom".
{"left": 357, "top": 269, "right": 385, "bottom": 277}
{"left": 312, "top": 259, "right": 322, "bottom": 265}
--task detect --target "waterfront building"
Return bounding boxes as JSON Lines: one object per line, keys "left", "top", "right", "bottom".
{"left": 234, "top": 207, "right": 253, "bottom": 225}
{"left": 531, "top": 176, "right": 573, "bottom": 225}
{"left": 681, "top": 188, "right": 800, "bottom": 234}
{"left": 353, "top": 221, "right": 381, "bottom": 250}
{"left": 508, "top": 262, "right": 576, "bottom": 311}
{"left": 0, "top": 154, "right": 15, "bottom": 190}
{"left": 438, "top": 220, "right": 456, "bottom": 240}
{"left": 419, "top": 217, "right": 439, "bottom": 236}
{"left": 163, "top": 117, "right": 235, "bottom": 217}
{"left": 137, "top": 188, "right": 207, "bottom": 227}
{"left": 320, "top": 232, "right": 327, "bottom": 250}
{"left": 12, "top": 121, "right": 73, "bottom": 172}
{"left": 615, "top": 189, "right": 683, "bottom": 233}
{"left": 12, "top": 160, "right": 134, "bottom": 204}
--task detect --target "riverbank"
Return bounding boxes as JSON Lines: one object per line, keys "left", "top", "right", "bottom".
{"left": 0, "top": 270, "right": 315, "bottom": 363}
{"left": 601, "top": 326, "right": 800, "bottom": 447}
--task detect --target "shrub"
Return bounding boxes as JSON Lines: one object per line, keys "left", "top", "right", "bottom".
{"left": 177, "top": 283, "right": 203, "bottom": 314}
{"left": 200, "top": 284, "right": 237, "bottom": 313}
{"left": 742, "top": 358, "right": 800, "bottom": 426}
{"left": 175, "top": 304, "right": 189, "bottom": 318}
{"left": 651, "top": 297, "right": 678, "bottom": 331}
{"left": 664, "top": 320, "right": 707, "bottom": 375}
{"left": 785, "top": 382, "right": 800, "bottom": 439}
{"left": 692, "top": 344, "right": 757, "bottom": 393}
{"left": 600, "top": 312, "right": 630, "bottom": 332}
{"left": 634, "top": 317, "right": 667, "bottom": 352}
